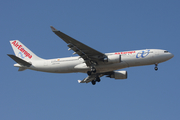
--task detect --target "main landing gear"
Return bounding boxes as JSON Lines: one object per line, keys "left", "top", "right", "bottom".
{"left": 87, "top": 67, "right": 101, "bottom": 85}
{"left": 154, "top": 63, "right": 158, "bottom": 71}
{"left": 91, "top": 80, "right": 96, "bottom": 85}
{"left": 87, "top": 62, "right": 100, "bottom": 85}
{"left": 87, "top": 66, "right": 96, "bottom": 76}
{"left": 91, "top": 77, "right": 101, "bottom": 85}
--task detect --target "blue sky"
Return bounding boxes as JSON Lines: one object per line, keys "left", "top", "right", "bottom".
{"left": 1, "top": 0, "right": 180, "bottom": 120}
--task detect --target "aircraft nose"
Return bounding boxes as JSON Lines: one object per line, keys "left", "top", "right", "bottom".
{"left": 169, "top": 53, "right": 174, "bottom": 59}
{"left": 166, "top": 52, "right": 174, "bottom": 60}
{"left": 162, "top": 50, "right": 174, "bottom": 61}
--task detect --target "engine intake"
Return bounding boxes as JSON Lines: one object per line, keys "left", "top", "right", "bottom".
{"left": 107, "top": 71, "right": 127, "bottom": 79}
{"left": 104, "top": 55, "right": 121, "bottom": 63}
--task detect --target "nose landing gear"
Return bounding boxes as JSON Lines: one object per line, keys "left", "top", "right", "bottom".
{"left": 154, "top": 63, "right": 158, "bottom": 71}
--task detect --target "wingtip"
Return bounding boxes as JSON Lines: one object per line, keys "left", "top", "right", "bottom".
{"left": 50, "top": 26, "right": 58, "bottom": 31}
{"left": 7, "top": 54, "right": 13, "bottom": 57}
{"left": 78, "top": 80, "right": 82, "bottom": 83}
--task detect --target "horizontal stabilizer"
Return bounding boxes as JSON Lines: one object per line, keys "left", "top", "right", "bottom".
{"left": 7, "top": 54, "right": 32, "bottom": 67}
{"left": 18, "top": 67, "right": 27, "bottom": 71}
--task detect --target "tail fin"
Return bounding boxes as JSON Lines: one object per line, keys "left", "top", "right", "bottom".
{"left": 10, "top": 40, "right": 43, "bottom": 61}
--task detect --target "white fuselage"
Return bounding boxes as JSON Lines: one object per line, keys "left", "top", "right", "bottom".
{"left": 16, "top": 49, "right": 173, "bottom": 73}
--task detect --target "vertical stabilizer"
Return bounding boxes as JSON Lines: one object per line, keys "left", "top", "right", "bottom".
{"left": 10, "top": 40, "right": 43, "bottom": 61}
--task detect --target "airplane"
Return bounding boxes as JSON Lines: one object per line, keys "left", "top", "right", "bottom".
{"left": 7, "top": 26, "right": 174, "bottom": 85}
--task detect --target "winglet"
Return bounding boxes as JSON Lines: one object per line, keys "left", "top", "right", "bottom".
{"left": 50, "top": 26, "right": 58, "bottom": 32}
{"left": 78, "top": 80, "right": 82, "bottom": 83}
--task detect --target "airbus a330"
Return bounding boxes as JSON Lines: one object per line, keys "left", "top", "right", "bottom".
{"left": 8, "top": 26, "right": 174, "bottom": 85}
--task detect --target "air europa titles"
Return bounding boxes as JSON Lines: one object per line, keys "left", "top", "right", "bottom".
{"left": 11, "top": 41, "right": 32, "bottom": 59}
{"left": 115, "top": 51, "right": 135, "bottom": 55}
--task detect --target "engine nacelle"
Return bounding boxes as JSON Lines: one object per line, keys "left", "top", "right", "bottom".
{"left": 108, "top": 71, "right": 127, "bottom": 79}
{"left": 104, "top": 55, "right": 121, "bottom": 63}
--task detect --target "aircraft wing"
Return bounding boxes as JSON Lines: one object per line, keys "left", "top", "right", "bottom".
{"left": 78, "top": 73, "right": 104, "bottom": 83}
{"left": 78, "top": 74, "right": 97, "bottom": 83}
{"left": 50, "top": 26, "right": 105, "bottom": 66}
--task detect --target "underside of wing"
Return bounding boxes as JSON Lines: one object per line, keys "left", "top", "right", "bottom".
{"left": 50, "top": 26, "right": 105, "bottom": 66}
{"left": 78, "top": 73, "right": 104, "bottom": 84}
{"left": 78, "top": 74, "right": 97, "bottom": 83}
{"left": 77, "top": 70, "right": 127, "bottom": 85}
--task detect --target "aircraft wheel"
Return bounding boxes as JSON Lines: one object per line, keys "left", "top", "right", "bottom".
{"left": 154, "top": 63, "right": 158, "bottom": 71}
{"left": 155, "top": 67, "right": 158, "bottom": 71}
{"left": 91, "top": 67, "right": 96, "bottom": 73}
{"left": 87, "top": 71, "right": 92, "bottom": 76}
{"left": 91, "top": 80, "right": 96, "bottom": 85}
{"left": 96, "top": 77, "right": 101, "bottom": 82}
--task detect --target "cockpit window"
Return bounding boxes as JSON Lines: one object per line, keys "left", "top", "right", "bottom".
{"left": 164, "top": 51, "right": 169, "bottom": 53}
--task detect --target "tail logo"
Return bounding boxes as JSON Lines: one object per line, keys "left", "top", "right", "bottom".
{"left": 12, "top": 41, "right": 32, "bottom": 59}
{"left": 18, "top": 52, "right": 25, "bottom": 59}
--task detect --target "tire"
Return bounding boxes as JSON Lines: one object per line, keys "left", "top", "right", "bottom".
{"left": 91, "top": 80, "right": 96, "bottom": 85}
{"left": 87, "top": 71, "right": 92, "bottom": 76}
{"left": 96, "top": 77, "right": 101, "bottom": 82}
{"left": 154, "top": 67, "right": 158, "bottom": 71}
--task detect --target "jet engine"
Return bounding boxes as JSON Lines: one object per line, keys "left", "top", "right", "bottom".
{"left": 104, "top": 55, "right": 121, "bottom": 63}
{"left": 107, "top": 71, "right": 127, "bottom": 79}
